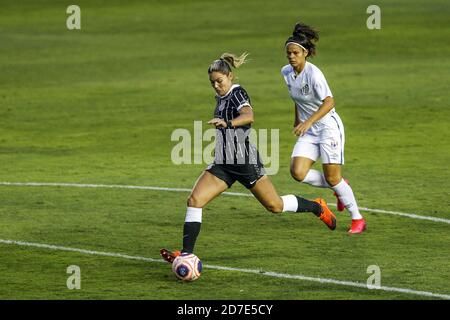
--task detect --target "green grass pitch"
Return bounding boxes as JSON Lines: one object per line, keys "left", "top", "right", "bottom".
{"left": 0, "top": 0, "right": 449, "bottom": 299}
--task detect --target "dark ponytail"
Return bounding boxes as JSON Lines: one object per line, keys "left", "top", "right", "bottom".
{"left": 285, "top": 22, "right": 319, "bottom": 57}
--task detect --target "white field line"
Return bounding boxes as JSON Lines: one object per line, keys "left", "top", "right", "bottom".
{"left": 1, "top": 181, "right": 449, "bottom": 224}
{"left": 0, "top": 238, "right": 449, "bottom": 300}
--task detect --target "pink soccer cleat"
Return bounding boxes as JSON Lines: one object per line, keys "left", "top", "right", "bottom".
{"left": 348, "top": 219, "right": 367, "bottom": 234}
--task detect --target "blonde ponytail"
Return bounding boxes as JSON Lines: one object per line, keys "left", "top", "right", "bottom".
{"left": 208, "top": 52, "right": 249, "bottom": 75}
{"left": 220, "top": 52, "right": 249, "bottom": 68}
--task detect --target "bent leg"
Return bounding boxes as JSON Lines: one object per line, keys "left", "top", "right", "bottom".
{"left": 250, "top": 175, "right": 322, "bottom": 215}
{"left": 187, "top": 170, "right": 229, "bottom": 208}
{"left": 290, "top": 157, "right": 315, "bottom": 182}
{"left": 323, "top": 164, "right": 363, "bottom": 220}
{"left": 250, "top": 175, "right": 284, "bottom": 213}
{"left": 183, "top": 171, "right": 229, "bottom": 253}
{"left": 322, "top": 164, "right": 342, "bottom": 187}
{"left": 291, "top": 157, "right": 329, "bottom": 188}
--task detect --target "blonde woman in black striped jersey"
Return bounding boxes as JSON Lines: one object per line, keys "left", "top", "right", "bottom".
{"left": 160, "top": 53, "right": 336, "bottom": 263}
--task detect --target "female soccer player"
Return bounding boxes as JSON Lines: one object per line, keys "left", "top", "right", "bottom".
{"left": 161, "top": 53, "right": 337, "bottom": 262}
{"left": 281, "top": 23, "right": 366, "bottom": 234}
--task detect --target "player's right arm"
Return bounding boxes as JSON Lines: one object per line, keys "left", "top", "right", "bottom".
{"left": 294, "top": 104, "right": 300, "bottom": 127}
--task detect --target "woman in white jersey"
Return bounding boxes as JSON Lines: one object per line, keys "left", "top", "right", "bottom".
{"left": 281, "top": 23, "right": 366, "bottom": 234}
{"left": 160, "top": 53, "right": 337, "bottom": 264}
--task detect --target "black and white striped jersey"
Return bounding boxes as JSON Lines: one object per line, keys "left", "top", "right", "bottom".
{"left": 213, "top": 84, "right": 252, "bottom": 126}
{"left": 212, "top": 84, "right": 259, "bottom": 165}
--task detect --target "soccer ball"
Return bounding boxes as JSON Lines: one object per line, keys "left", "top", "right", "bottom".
{"left": 172, "top": 252, "right": 202, "bottom": 281}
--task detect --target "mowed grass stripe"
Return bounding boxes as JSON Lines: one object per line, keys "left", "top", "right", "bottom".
{"left": 0, "top": 238, "right": 449, "bottom": 300}
{"left": 1, "top": 181, "right": 449, "bottom": 224}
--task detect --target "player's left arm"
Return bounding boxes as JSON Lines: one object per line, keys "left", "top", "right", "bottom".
{"left": 208, "top": 106, "right": 254, "bottom": 128}
{"left": 230, "top": 105, "right": 254, "bottom": 127}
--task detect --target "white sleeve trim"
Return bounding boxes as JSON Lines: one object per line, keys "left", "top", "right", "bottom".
{"left": 237, "top": 103, "right": 252, "bottom": 111}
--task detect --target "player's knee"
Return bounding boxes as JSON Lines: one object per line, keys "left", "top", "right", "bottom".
{"left": 187, "top": 194, "right": 205, "bottom": 208}
{"left": 325, "top": 175, "right": 341, "bottom": 187}
{"left": 290, "top": 167, "right": 307, "bottom": 182}
{"left": 265, "top": 201, "right": 283, "bottom": 214}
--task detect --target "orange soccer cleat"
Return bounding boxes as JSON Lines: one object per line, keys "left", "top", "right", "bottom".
{"left": 348, "top": 219, "right": 367, "bottom": 234}
{"left": 314, "top": 198, "right": 337, "bottom": 230}
{"left": 160, "top": 248, "right": 181, "bottom": 264}
{"left": 333, "top": 179, "right": 349, "bottom": 212}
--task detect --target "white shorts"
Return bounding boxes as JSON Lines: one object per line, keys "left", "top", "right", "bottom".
{"left": 291, "top": 112, "right": 345, "bottom": 164}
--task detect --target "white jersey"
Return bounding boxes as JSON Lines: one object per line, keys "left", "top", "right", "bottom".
{"left": 281, "top": 62, "right": 335, "bottom": 136}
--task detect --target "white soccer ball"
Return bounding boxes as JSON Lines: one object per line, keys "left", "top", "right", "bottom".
{"left": 172, "top": 252, "right": 202, "bottom": 281}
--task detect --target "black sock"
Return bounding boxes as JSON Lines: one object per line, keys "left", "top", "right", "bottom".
{"left": 182, "top": 222, "right": 201, "bottom": 254}
{"left": 295, "top": 196, "right": 323, "bottom": 216}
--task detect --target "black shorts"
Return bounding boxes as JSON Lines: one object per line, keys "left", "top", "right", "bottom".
{"left": 206, "top": 161, "right": 265, "bottom": 189}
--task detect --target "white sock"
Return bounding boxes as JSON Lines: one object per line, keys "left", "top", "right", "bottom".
{"left": 281, "top": 195, "right": 298, "bottom": 212}
{"left": 185, "top": 207, "right": 202, "bottom": 223}
{"left": 331, "top": 179, "right": 363, "bottom": 220}
{"left": 302, "top": 169, "right": 330, "bottom": 188}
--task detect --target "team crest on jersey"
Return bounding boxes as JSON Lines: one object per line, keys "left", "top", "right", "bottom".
{"left": 300, "top": 83, "right": 310, "bottom": 95}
